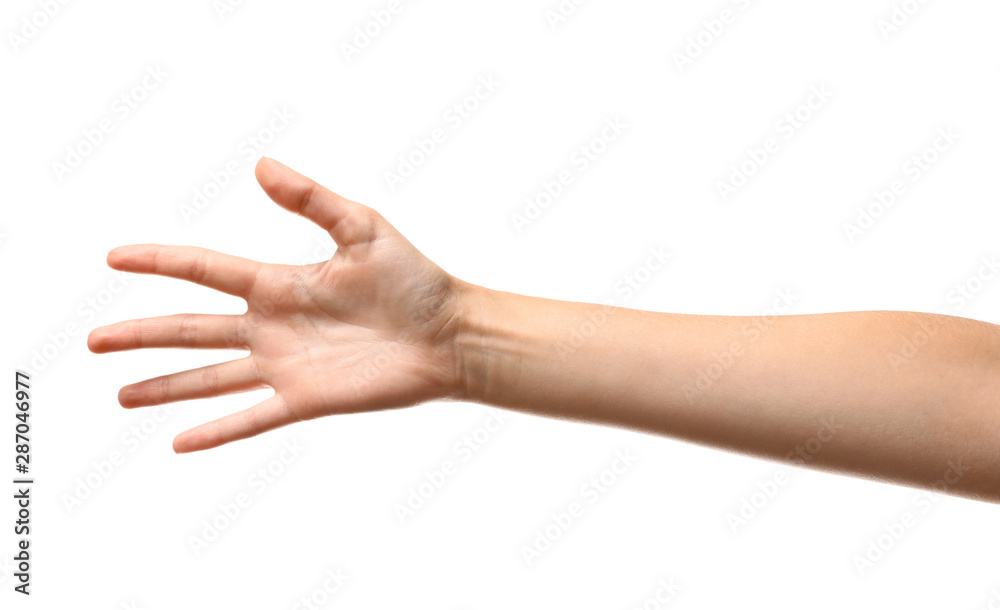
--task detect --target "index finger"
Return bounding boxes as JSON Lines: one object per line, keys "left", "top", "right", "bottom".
{"left": 107, "top": 244, "right": 262, "bottom": 298}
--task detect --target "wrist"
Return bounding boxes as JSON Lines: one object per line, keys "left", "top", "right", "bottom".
{"left": 451, "top": 279, "right": 524, "bottom": 406}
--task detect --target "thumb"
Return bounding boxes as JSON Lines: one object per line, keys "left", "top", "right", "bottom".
{"left": 254, "top": 157, "right": 376, "bottom": 246}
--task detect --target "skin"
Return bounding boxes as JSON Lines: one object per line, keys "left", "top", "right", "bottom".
{"left": 89, "top": 157, "right": 1000, "bottom": 504}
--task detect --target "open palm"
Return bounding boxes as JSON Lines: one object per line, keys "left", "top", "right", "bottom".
{"left": 89, "top": 158, "right": 467, "bottom": 452}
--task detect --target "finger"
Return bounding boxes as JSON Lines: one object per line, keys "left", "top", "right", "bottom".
{"left": 88, "top": 314, "right": 246, "bottom": 353}
{"left": 118, "top": 357, "right": 264, "bottom": 408}
{"left": 107, "top": 244, "right": 261, "bottom": 298}
{"left": 172, "top": 395, "right": 295, "bottom": 453}
{"left": 254, "top": 157, "right": 376, "bottom": 246}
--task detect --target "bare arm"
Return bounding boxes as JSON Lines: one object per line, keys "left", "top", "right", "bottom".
{"left": 456, "top": 287, "right": 1000, "bottom": 503}
{"left": 89, "top": 158, "right": 1000, "bottom": 504}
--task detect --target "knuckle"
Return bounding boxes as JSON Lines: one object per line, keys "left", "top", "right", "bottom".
{"left": 342, "top": 208, "right": 379, "bottom": 244}
{"left": 247, "top": 358, "right": 263, "bottom": 384}
{"left": 234, "top": 316, "right": 249, "bottom": 347}
{"left": 200, "top": 366, "right": 220, "bottom": 394}
{"left": 190, "top": 251, "right": 210, "bottom": 282}
{"left": 242, "top": 408, "right": 261, "bottom": 437}
{"left": 128, "top": 319, "right": 144, "bottom": 348}
{"left": 299, "top": 183, "right": 319, "bottom": 215}
{"left": 178, "top": 317, "right": 199, "bottom": 344}
{"left": 157, "top": 375, "right": 171, "bottom": 402}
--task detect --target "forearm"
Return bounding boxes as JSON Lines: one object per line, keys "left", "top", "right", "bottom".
{"left": 454, "top": 281, "right": 1000, "bottom": 503}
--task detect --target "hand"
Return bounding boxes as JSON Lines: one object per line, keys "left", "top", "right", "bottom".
{"left": 89, "top": 158, "right": 468, "bottom": 453}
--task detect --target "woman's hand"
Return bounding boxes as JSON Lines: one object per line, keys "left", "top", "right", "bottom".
{"left": 89, "top": 158, "right": 468, "bottom": 453}
{"left": 88, "top": 158, "right": 1000, "bottom": 503}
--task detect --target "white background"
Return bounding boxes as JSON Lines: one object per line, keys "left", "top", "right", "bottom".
{"left": 2, "top": 0, "right": 1000, "bottom": 607}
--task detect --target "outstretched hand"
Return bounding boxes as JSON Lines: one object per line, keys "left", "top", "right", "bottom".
{"left": 89, "top": 158, "right": 468, "bottom": 453}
